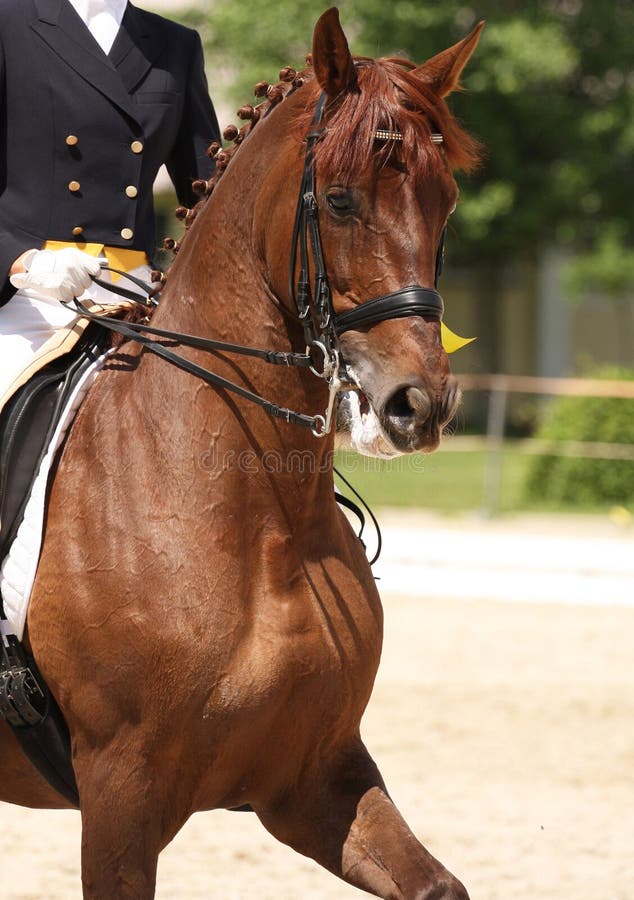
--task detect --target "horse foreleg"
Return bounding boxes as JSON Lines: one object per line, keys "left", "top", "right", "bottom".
{"left": 258, "top": 739, "right": 469, "bottom": 900}
{"left": 75, "top": 752, "right": 182, "bottom": 900}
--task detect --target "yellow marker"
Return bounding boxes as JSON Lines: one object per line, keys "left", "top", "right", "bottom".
{"left": 441, "top": 321, "right": 476, "bottom": 354}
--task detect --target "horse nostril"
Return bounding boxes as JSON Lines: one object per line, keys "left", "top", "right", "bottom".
{"left": 384, "top": 385, "right": 431, "bottom": 434}
{"left": 405, "top": 386, "right": 432, "bottom": 421}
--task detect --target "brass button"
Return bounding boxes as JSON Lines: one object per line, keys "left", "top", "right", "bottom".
{"left": 68, "top": 180, "right": 81, "bottom": 193}
{"left": 72, "top": 226, "right": 83, "bottom": 237}
{"left": 125, "top": 185, "right": 138, "bottom": 198}
{"left": 120, "top": 227, "right": 134, "bottom": 240}
{"left": 130, "top": 140, "right": 143, "bottom": 154}
{"left": 65, "top": 134, "right": 79, "bottom": 146}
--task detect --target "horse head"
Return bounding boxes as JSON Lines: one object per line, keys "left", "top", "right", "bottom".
{"left": 304, "top": 9, "right": 484, "bottom": 457}
{"left": 164, "top": 7, "right": 481, "bottom": 462}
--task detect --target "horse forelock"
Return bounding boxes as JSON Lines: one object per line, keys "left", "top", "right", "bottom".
{"left": 301, "top": 57, "right": 481, "bottom": 184}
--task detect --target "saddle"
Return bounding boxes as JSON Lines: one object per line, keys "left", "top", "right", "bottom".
{"left": 0, "top": 325, "right": 109, "bottom": 807}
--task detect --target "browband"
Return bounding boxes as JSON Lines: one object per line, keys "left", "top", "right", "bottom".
{"left": 333, "top": 285, "right": 444, "bottom": 335}
{"left": 374, "top": 130, "right": 444, "bottom": 144}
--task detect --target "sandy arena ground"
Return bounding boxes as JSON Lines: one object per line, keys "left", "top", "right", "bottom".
{"left": 1, "top": 512, "right": 632, "bottom": 899}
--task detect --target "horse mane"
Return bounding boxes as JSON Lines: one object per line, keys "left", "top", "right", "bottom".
{"left": 161, "top": 54, "right": 481, "bottom": 269}
{"left": 157, "top": 65, "right": 305, "bottom": 269}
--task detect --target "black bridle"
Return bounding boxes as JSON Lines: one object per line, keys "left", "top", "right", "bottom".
{"left": 288, "top": 93, "right": 445, "bottom": 382}
{"left": 72, "top": 92, "right": 447, "bottom": 437}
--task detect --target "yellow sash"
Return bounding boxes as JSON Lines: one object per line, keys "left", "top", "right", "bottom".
{"left": 42, "top": 241, "right": 148, "bottom": 282}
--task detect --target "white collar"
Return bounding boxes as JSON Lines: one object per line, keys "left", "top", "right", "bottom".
{"left": 68, "top": 0, "right": 128, "bottom": 26}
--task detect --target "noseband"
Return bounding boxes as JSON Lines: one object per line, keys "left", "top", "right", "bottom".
{"left": 333, "top": 284, "right": 444, "bottom": 336}
{"left": 71, "top": 92, "right": 448, "bottom": 438}
{"left": 289, "top": 93, "right": 446, "bottom": 364}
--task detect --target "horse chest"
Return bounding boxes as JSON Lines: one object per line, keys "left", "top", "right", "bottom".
{"left": 206, "top": 567, "right": 382, "bottom": 731}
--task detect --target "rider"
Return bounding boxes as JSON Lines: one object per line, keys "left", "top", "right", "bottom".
{"left": 0, "top": 0, "right": 221, "bottom": 407}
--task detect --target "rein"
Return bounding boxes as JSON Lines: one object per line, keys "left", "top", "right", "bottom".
{"left": 67, "top": 276, "right": 323, "bottom": 433}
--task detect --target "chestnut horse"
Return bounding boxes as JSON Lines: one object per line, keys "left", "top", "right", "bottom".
{"left": 0, "top": 9, "right": 482, "bottom": 898}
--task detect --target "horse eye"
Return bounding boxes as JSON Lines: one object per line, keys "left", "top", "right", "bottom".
{"left": 326, "top": 188, "right": 355, "bottom": 215}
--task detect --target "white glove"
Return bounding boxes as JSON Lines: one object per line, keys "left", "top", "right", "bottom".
{"left": 10, "top": 248, "right": 102, "bottom": 303}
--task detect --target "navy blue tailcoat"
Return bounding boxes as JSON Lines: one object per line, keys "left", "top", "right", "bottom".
{"left": 0, "top": 0, "right": 221, "bottom": 302}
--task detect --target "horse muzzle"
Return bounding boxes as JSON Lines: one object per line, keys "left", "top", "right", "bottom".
{"left": 379, "top": 376, "right": 460, "bottom": 453}
{"left": 336, "top": 376, "right": 460, "bottom": 457}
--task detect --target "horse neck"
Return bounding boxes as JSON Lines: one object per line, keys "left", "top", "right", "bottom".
{"left": 126, "top": 102, "right": 335, "bottom": 518}
{"left": 153, "top": 96, "right": 304, "bottom": 353}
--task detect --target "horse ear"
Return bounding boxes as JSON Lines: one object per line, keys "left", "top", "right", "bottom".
{"left": 412, "top": 21, "right": 485, "bottom": 98}
{"left": 312, "top": 7, "right": 358, "bottom": 98}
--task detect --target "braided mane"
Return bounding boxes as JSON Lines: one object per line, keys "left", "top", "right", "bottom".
{"left": 160, "top": 64, "right": 308, "bottom": 267}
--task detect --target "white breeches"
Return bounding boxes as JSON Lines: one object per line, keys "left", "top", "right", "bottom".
{"left": 0, "top": 263, "right": 151, "bottom": 409}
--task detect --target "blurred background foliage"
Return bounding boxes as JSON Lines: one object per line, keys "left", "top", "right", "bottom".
{"left": 525, "top": 366, "right": 634, "bottom": 505}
